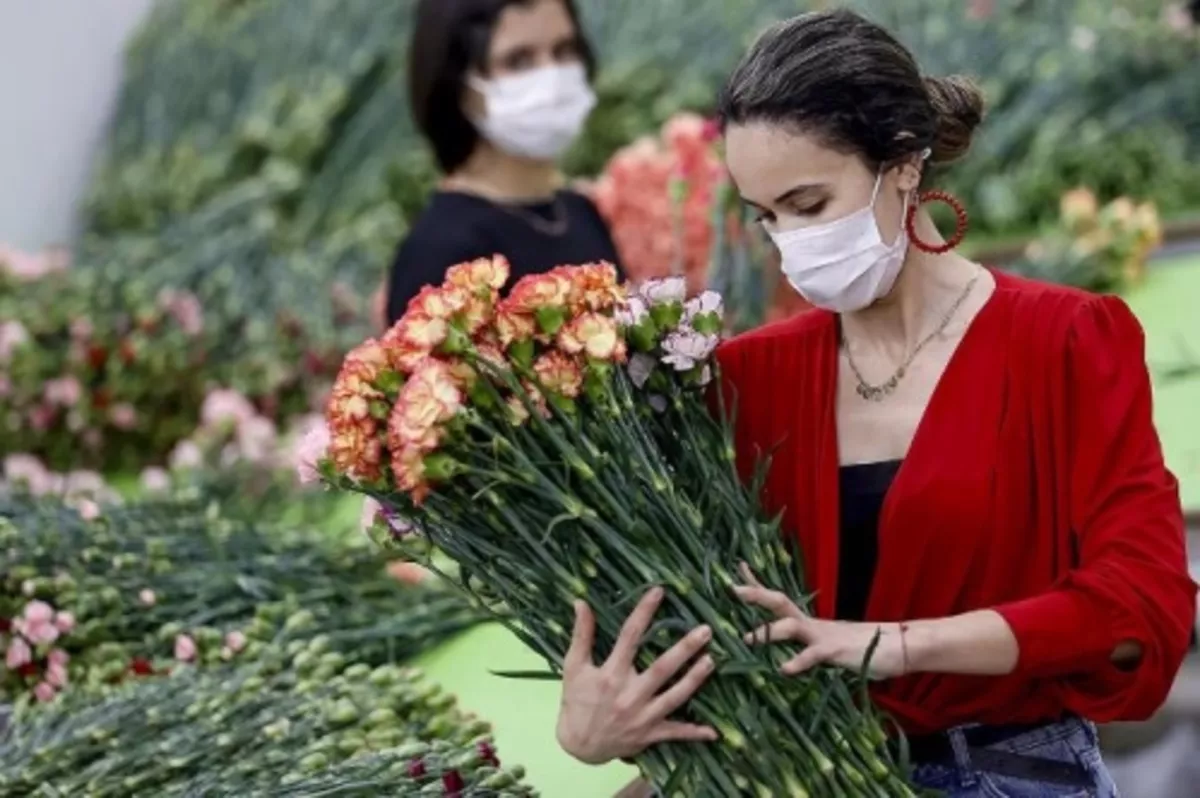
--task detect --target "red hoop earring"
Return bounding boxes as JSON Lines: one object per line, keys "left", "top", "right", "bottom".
{"left": 905, "top": 190, "right": 969, "bottom": 254}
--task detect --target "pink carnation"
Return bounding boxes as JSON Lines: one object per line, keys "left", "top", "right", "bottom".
{"left": 48, "top": 648, "right": 70, "bottom": 667}
{"left": 174, "top": 633, "right": 197, "bottom": 662}
{"left": 43, "top": 376, "right": 82, "bottom": 407}
{"left": 169, "top": 440, "right": 204, "bottom": 471}
{"left": 76, "top": 499, "right": 101, "bottom": 521}
{"left": 158, "top": 289, "right": 204, "bottom": 336}
{"left": 54, "top": 611, "right": 76, "bottom": 633}
{"left": 200, "top": 388, "right": 256, "bottom": 429}
{"left": 139, "top": 467, "right": 171, "bottom": 493}
{"left": 24, "top": 600, "right": 54, "bottom": 625}
{"left": 235, "top": 415, "right": 277, "bottom": 464}
{"left": 0, "top": 320, "right": 30, "bottom": 363}
{"left": 224, "top": 630, "right": 247, "bottom": 653}
{"left": 108, "top": 403, "right": 138, "bottom": 430}
{"left": 296, "top": 421, "right": 331, "bottom": 485}
{"left": 33, "top": 682, "right": 57, "bottom": 703}
{"left": 5, "top": 635, "right": 32, "bottom": 668}
{"left": 4, "top": 454, "right": 50, "bottom": 493}
{"left": 46, "top": 661, "right": 69, "bottom": 688}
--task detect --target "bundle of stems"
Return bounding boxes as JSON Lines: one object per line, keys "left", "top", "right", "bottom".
{"left": 322, "top": 261, "right": 918, "bottom": 796}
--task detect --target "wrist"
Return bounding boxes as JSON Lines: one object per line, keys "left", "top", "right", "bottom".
{"left": 897, "top": 620, "right": 935, "bottom": 674}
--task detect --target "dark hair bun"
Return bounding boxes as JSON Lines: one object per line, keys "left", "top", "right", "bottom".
{"left": 923, "top": 75, "right": 985, "bottom": 163}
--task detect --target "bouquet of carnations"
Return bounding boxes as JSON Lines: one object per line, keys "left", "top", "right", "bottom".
{"left": 316, "top": 256, "right": 916, "bottom": 796}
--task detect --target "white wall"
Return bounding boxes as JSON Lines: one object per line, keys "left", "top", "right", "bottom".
{"left": 0, "top": 0, "right": 154, "bottom": 250}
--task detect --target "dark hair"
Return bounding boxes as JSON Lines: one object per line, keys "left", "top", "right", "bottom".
{"left": 717, "top": 9, "right": 984, "bottom": 167}
{"left": 409, "top": 0, "right": 596, "bottom": 174}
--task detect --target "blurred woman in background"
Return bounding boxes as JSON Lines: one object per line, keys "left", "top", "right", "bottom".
{"left": 380, "top": 0, "right": 622, "bottom": 326}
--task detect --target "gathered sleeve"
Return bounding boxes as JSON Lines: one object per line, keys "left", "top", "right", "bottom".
{"left": 993, "top": 295, "right": 1196, "bottom": 721}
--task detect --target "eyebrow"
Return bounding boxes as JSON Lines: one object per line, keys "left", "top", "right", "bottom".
{"left": 740, "top": 183, "right": 828, "bottom": 209}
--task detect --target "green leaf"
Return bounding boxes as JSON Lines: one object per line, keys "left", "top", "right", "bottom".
{"left": 487, "top": 669, "right": 563, "bottom": 681}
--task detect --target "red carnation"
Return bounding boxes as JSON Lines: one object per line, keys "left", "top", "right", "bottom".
{"left": 87, "top": 345, "right": 108, "bottom": 370}
{"left": 441, "top": 771, "right": 465, "bottom": 795}
{"left": 0, "top": 617, "right": 11, "bottom": 633}
{"left": 18, "top": 663, "right": 38, "bottom": 678}
{"left": 129, "top": 657, "right": 155, "bottom": 676}
{"left": 477, "top": 741, "right": 500, "bottom": 768}
{"left": 407, "top": 758, "right": 427, "bottom": 779}
{"left": 92, "top": 388, "right": 112, "bottom": 411}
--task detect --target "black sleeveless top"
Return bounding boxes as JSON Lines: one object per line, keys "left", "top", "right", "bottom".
{"left": 386, "top": 190, "right": 623, "bottom": 325}
{"left": 837, "top": 460, "right": 902, "bottom": 622}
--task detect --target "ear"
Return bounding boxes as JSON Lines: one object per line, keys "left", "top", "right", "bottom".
{"left": 893, "top": 156, "right": 924, "bottom": 193}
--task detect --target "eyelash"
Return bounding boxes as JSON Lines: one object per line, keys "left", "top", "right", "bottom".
{"left": 752, "top": 201, "right": 827, "bottom": 225}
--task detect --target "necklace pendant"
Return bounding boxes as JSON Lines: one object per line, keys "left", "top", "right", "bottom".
{"left": 855, "top": 383, "right": 885, "bottom": 402}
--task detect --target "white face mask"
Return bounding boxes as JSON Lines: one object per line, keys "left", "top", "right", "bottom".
{"left": 768, "top": 172, "right": 911, "bottom": 314}
{"left": 469, "top": 63, "right": 596, "bottom": 161}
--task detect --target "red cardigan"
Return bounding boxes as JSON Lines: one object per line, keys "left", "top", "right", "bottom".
{"left": 716, "top": 270, "right": 1196, "bottom": 734}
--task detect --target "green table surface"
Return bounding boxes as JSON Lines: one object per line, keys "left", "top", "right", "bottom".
{"left": 1124, "top": 255, "right": 1200, "bottom": 512}
{"left": 413, "top": 624, "right": 636, "bottom": 797}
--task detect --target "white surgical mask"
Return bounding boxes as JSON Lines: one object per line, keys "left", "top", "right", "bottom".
{"left": 768, "top": 172, "right": 911, "bottom": 314}
{"left": 469, "top": 63, "right": 596, "bottom": 161}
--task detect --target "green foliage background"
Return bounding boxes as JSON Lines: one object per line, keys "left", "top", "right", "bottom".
{"left": 17, "top": 0, "right": 1195, "bottom": 468}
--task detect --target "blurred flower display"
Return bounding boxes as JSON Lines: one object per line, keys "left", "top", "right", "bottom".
{"left": 1013, "top": 187, "right": 1164, "bottom": 292}
{"left": 590, "top": 113, "right": 810, "bottom": 329}
{"left": 0, "top": 248, "right": 344, "bottom": 474}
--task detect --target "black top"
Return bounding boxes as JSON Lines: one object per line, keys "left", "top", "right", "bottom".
{"left": 837, "top": 460, "right": 902, "bottom": 622}
{"left": 386, "top": 189, "right": 623, "bottom": 324}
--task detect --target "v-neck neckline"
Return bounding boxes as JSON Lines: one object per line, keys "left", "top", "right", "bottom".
{"left": 818, "top": 268, "right": 1003, "bottom": 618}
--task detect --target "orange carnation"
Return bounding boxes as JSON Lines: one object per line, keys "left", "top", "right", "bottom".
{"left": 391, "top": 444, "right": 431, "bottom": 505}
{"left": 407, "top": 285, "right": 469, "bottom": 320}
{"left": 506, "top": 272, "right": 572, "bottom": 314}
{"left": 447, "top": 255, "right": 511, "bottom": 296}
{"left": 393, "top": 312, "right": 448, "bottom": 350}
{"left": 495, "top": 308, "right": 537, "bottom": 348}
{"left": 328, "top": 422, "right": 385, "bottom": 482}
{"left": 533, "top": 350, "right": 584, "bottom": 399}
{"left": 568, "top": 262, "right": 626, "bottom": 313}
{"left": 558, "top": 312, "right": 627, "bottom": 362}
{"left": 387, "top": 359, "right": 464, "bottom": 452}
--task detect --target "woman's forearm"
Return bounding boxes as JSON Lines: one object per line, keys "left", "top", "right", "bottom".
{"left": 904, "top": 609, "right": 1019, "bottom": 676}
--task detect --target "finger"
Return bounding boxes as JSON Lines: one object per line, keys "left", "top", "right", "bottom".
{"left": 780, "top": 646, "right": 827, "bottom": 676}
{"left": 644, "top": 720, "right": 719, "bottom": 745}
{"left": 733, "top": 584, "right": 804, "bottom": 619}
{"left": 738, "top": 561, "right": 762, "bottom": 587}
{"left": 638, "top": 624, "right": 712, "bottom": 693}
{"left": 743, "top": 617, "right": 809, "bottom": 646}
{"left": 649, "top": 654, "right": 717, "bottom": 719}
{"left": 608, "top": 587, "right": 664, "bottom": 668}
{"left": 564, "top": 600, "right": 596, "bottom": 673}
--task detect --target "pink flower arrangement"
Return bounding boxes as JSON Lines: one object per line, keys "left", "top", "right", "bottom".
{"left": 1, "top": 600, "right": 75, "bottom": 703}
{"left": 591, "top": 113, "right": 725, "bottom": 297}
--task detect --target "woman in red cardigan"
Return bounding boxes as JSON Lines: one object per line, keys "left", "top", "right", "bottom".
{"left": 555, "top": 9, "right": 1195, "bottom": 796}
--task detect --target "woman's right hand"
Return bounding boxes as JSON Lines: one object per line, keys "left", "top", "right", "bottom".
{"left": 556, "top": 587, "right": 718, "bottom": 765}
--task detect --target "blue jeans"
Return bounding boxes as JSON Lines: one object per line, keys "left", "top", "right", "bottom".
{"left": 910, "top": 718, "right": 1120, "bottom": 797}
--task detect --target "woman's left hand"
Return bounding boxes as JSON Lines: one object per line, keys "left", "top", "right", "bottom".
{"left": 734, "top": 564, "right": 908, "bottom": 680}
